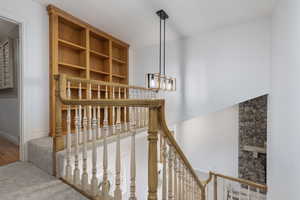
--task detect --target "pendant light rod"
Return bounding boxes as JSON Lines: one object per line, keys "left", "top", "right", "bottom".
{"left": 163, "top": 18, "right": 166, "bottom": 75}
{"left": 159, "top": 18, "right": 161, "bottom": 75}
{"left": 156, "top": 10, "right": 168, "bottom": 75}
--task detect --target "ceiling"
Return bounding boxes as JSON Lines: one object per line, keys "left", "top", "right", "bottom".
{"left": 33, "top": 0, "right": 274, "bottom": 48}
{"left": 0, "top": 18, "right": 18, "bottom": 41}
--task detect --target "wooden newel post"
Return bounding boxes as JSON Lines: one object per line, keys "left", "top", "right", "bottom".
{"left": 53, "top": 75, "right": 66, "bottom": 176}
{"left": 214, "top": 175, "right": 217, "bottom": 200}
{"left": 148, "top": 107, "right": 159, "bottom": 200}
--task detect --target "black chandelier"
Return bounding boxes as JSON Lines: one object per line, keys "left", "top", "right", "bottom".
{"left": 146, "top": 9, "right": 176, "bottom": 91}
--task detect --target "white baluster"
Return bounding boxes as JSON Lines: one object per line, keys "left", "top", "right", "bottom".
{"left": 136, "top": 90, "right": 139, "bottom": 127}
{"left": 181, "top": 165, "right": 184, "bottom": 200}
{"left": 195, "top": 180, "right": 198, "bottom": 200}
{"left": 117, "top": 87, "right": 122, "bottom": 132}
{"left": 190, "top": 175, "right": 193, "bottom": 200}
{"left": 159, "top": 133, "right": 163, "bottom": 163}
{"left": 191, "top": 175, "right": 193, "bottom": 200}
{"left": 225, "top": 180, "right": 228, "bottom": 200}
{"left": 65, "top": 81, "right": 72, "bottom": 182}
{"left": 129, "top": 108, "right": 137, "bottom": 200}
{"left": 162, "top": 138, "right": 167, "bottom": 200}
{"left": 123, "top": 88, "right": 127, "bottom": 131}
{"left": 97, "top": 84, "right": 101, "bottom": 139}
{"left": 168, "top": 145, "right": 173, "bottom": 200}
{"left": 145, "top": 91, "right": 149, "bottom": 126}
{"left": 238, "top": 183, "right": 241, "bottom": 200}
{"left": 248, "top": 185, "right": 250, "bottom": 200}
{"left": 184, "top": 168, "right": 187, "bottom": 200}
{"left": 182, "top": 164, "right": 185, "bottom": 200}
{"left": 206, "top": 180, "right": 209, "bottom": 200}
{"left": 101, "top": 86, "right": 109, "bottom": 198}
{"left": 194, "top": 185, "right": 197, "bottom": 200}
{"left": 191, "top": 178, "right": 193, "bottom": 200}
{"left": 187, "top": 171, "right": 190, "bottom": 200}
{"left": 114, "top": 87, "right": 122, "bottom": 200}
{"left": 78, "top": 83, "right": 82, "bottom": 144}
{"left": 144, "top": 90, "right": 147, "bottom": 127}
{"left": 73, "top": 102, "right": 80, "bottom": 186}
{"left": 174, "top": 155, "right": 178, "bottom": 200}
{"left": 187, "top": 173, "right": 189, "bottom": 200}
{"left": 134, "top": 90, "right": 140, "bottom": 128}
{"left": 139, "top": 90, "right": 143, "bottom": 128}
{"left": 143, "top": 90, "right": 147, "bottom": 127}
{"left": 230, "top": 182, "right": 233, "bottom": 200}
{"left": 88, "top": 83, "right": 92, "bottom": 141}
{"left": 187, "top": 173, "right": 190, "bottom": 200}
{"left": 112, "top": 86, "right": 116, "bottom": 136}
{"left": 138, "top": 90, "right": 144, "bottom": 127}
{"left": 81, "top": 105, "right": 89, "bottom": 190}
{"left": 91, "top": 107, "right": 98, "bottom": 196}
{"left": 191, "top": 178, "right": 194, "bottom": 200}
{"left": 178, "top": 162, "right": 182, "bottom": 200}
{"left": 222, "top": 179, "right": 225, "bottom": 200}
{"left": 195, "top": 185, "right": 197, "bottom": 200}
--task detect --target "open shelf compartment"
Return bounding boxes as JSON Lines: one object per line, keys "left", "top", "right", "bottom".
{"left": 58, "top": 16, "right": 86, "bottom": 47}
{"left": 112, "top": 42, "right": 127, "bottom": 62}
{"left": 89, "top": 31, "right": 109, "bottom": 56}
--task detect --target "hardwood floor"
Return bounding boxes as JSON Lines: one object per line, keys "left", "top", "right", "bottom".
{"left": 0, "top": 136, "right": 19, "bottom": 166}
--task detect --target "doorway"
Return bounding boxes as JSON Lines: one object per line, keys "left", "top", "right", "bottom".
{"left": 0, "top": 17, "right": 20, "bottom": 166}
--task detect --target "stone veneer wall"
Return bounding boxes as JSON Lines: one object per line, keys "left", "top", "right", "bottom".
{"left": 238, "top": 95, "right": 267, "bottom": 184}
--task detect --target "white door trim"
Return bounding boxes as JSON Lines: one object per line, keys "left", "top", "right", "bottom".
{"left": 0, "top": 10, "right": 26, "bottom": 161}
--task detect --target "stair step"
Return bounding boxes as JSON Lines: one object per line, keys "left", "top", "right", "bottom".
{"left": 2, "top": 180, "right": 88, "bottom": 200}
{"left": 28, "top": 137, "right": 53, "bottom": 175}
{"left": 27, "top": 127, "right": 148, "bottom": 177}
{"left": 0, "top": 162, "right": 87, "bottom": 200}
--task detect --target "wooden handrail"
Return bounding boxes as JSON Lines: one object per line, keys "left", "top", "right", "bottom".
{"left": 202, "top": 171, "right": 213, "bottom": 187}
{"left": 55, "top": 74, "right": 206, "bottom": 199}
{"left": 210, "top": 172, "right": 268, "bottom": 191}
{"left": 158, "top": 101, "right": 205, "bottom": 196}
{"left": 54, "top": 74, "right": 154, "bottom": 91}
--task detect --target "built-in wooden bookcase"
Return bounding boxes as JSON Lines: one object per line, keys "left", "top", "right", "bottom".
{"left": 48, "top": 5, "right": 129, "bottom": 136}
{"left": 112, "top": 42, "right": 128, "bottom": 84}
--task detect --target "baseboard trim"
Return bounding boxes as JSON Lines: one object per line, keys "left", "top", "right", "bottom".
{"left": 0, "top": 130, "right": 19, "bottom": 145}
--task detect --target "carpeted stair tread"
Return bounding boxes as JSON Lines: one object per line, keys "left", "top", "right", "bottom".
{"left": 0, "top": 162, "right": 88, "bottom": 200}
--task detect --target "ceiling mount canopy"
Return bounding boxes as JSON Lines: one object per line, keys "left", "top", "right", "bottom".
{"left": 146, "top": 9, "right": 176, "bottom": 92}
{"left": 156, "top": 9, "right": 169, "bottom": 20}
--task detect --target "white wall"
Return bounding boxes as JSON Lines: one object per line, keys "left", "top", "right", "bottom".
{"left": 183, "top": 18, "right": 271, "bottom": 120}
{"left": 133, "top": 18, "right": 271, "bottom": 125}
{"left": 269, "top": 0, "right": 300, "bottom": 199}
{"left": 0, "top": 0, "right": 49, "bottom": 159}
{"left": 176, "top": 105, "right": 239, "bottom": 177}
{"left": 132, "top": 18, "right": 271, "bottom": 178}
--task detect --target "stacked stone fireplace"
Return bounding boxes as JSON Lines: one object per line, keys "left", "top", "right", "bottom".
{"left": 238, "top": 95, "right": 267, "bottom": 184}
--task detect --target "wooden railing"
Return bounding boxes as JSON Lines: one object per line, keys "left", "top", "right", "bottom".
{"left": 203, "top": 172, "right": 267, "bottom": 200}
{"left": 53, "top": 74, "right": 205, "bottom": 200}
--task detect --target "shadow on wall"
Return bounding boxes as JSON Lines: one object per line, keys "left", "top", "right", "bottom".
{"left": 175, "top": 105, "right": 239, "bottom": 177}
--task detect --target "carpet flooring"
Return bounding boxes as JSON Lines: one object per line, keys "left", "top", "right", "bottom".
{"left": 0, "top": 162, "right": 88, "bottom": 200}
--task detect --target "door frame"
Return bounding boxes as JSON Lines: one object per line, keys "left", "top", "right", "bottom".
{"left": 0, "top": 11, "right": 25, "bottom": 161}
